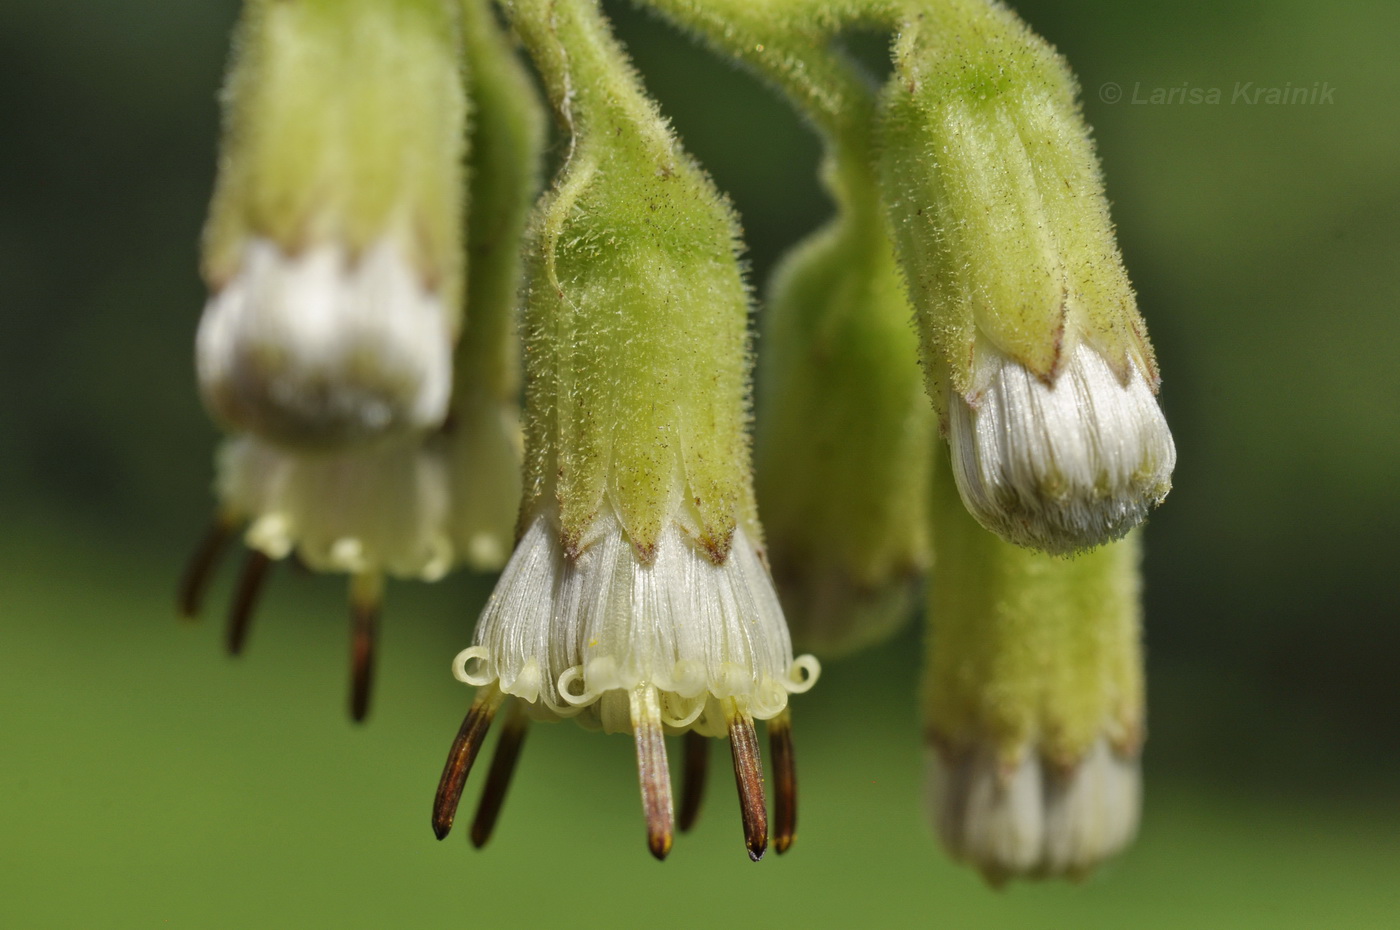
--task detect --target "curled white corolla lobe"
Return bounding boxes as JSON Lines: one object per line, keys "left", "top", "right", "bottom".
{"left": 217, "top": 433, "right": 453, "bottom": 581}
{"left": 928, "top": 738, "right": 1141, "bottom": 884}
{"left": 949, "top": 342, "right": 1176, "bottom": 554}
{"left": 453, "top": 503, "right": 820, "bottom": 736}
{"left": 197, "top": 238, "right": 454, "bottom": 450}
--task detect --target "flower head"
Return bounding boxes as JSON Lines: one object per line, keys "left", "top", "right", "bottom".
{"left": 435, "top": 497, "right": 817, "bottom": 860}
{"left": 221, "top": 434, "right": 454, "bottom": 582}
{"left": 180, "top": 432, "right": 456, "bottom": 720}
{"left": 949, "top": 342, "right": 1176, "bottom": 554}
{"left": 430, "top": 0, "right": 818, "bottom": 861}
{"left": 180, "top": 0, "right": 545, "bottom": 721}
{"left": 878, "top": 0, "right": 1175, "bottom": 553}
{"left": 197, "top": 0, "right": 466, "bottom": 450}
{"left": 922, "top": 447, "right": 1145, "bottom": 883}
{"left": 455, "top": 502, "right": 816, "bottom": 734}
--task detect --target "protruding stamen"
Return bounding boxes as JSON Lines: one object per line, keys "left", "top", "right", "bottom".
{"left": 769, "top": 710, "right": 797, "bottom": 854}
{"left": 678, "top": 730, "right": 709, "bottom": 833}
{"left": 631, "top": 686, "right": 674, "bottom": 861}
{"left": 727, "top": 703, "right": 768, "bottom": 861}
{"left": 470, "top": 701, "right": 529, "bottom": 849}
{"left": 348, "top": 572, "right": 382, "bottom": 724}
{"left": 178, "top": 518, "right": 235, "bottom": 620}
{"left": 432, "top": 685, "right": 503, "bottom": 840}
{"left": 226, "top": 549, "right": 273, "bottom": 656}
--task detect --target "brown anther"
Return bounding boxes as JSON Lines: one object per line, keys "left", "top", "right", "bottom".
{"left": 225, "top": 549, "right": 273, "bottom": 656}
{"left": 347, "top": 575, "right": 381, "bottom": 723}
{"left": 631, "top": 687, "right": 674, "bottom": 861}
{"left": 178, "top": 519, "right": 234, "bottom": 620}
{"left": 431, "top": 686, "right": 503, "bottom": 840}
{"left": 678, "top": 730, "right": 709, "bottom": 833}
{"left": 728, "top": 711, "right": 768, "bottom": 861}
{"left": 470, "top": 702, "right": 529, "bottom": 849}
{"left": 769, "top": 711, "right": 797, "bottom": 854}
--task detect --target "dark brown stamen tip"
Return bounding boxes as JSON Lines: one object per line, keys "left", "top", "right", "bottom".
{"left": 470, "top": 703, "right": 529, "bottom": 849}
{"left": 225, "top": 550, "right": 273, "bottom": 656}
{"left": 678, "top": 730, "right": 709, "bottom": 833}
{"left": 348, "top": 577, "right": 380, "bottom": 724}
{"left": 632, "top": 688, "right": 674, "bottom": 861}
{"left": 432, "top": 687, "right": 502, "bottom": 840}
{"left": 729, "top": 713, "right": 768, "bottom": 861}
{"left": 178, "top": 519, "right": 234, "bottom": 620}
{"left": 770, "top": 711, "right": 797, "bottom": 854}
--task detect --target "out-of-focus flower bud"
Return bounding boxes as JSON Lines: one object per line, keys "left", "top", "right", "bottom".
{"left": 221, "top": 435, "right": 454, "bottom": 582}
{"left": 443, "top": 0, "right": 548, "bottom": 570}
{"left": 757, "top": 196, "right": 933, "bottom": 657}
{"left": 198, "top": 0, "right": 467, "bottom": 450}
{"left": 922, "top": 446, "right": 1145, "bottom": 884}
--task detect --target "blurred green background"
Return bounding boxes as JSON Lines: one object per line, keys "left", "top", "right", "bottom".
{"left": 3, "top": 0, "right": 1398, "bottom": 926}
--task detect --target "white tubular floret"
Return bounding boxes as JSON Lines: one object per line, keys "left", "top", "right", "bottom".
{"left": 454, "top": 502, "right": 819, "bottom": 736}
{"left": 197, "top": 238, "right": 454, "bottom": 450}
{"left": 927, "top": 738, "right": 1141, "bottom": 885}
{"left": 949, "top": 342, "right": 1176, "bottom": 554}
{"left": 217, "top": 433, "right": 453, "bottom": 581}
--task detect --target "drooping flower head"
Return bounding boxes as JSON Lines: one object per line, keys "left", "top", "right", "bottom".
{"left": 878, "top": 0, "right": 1175, "bottom": 554}
{"left": 756, "top": 149, "right": 933, "bottom": 658}
{"left": 430, "top": 0, "right": 818, "bottom": 861}
{"left": 923, "top": 446, "right": 1145, "bottom": 883}
{"left": 179, "top": 0, "right": 544, "bottom": 721}
{"left": 189, "top": 432, "right": 454, "bottom": 719}
{"left": 197, "top": 0, "right": 467, "bottom": 451}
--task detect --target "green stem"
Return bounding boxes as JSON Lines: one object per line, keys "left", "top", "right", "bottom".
{"left": 502, "top": 0, "right": 671, "bottom": 155}
{"left": 630, "top": 0, "right": 890, "bottom": 219}
{"left": 454, "top": 0, "right": 546, "bottom": 402}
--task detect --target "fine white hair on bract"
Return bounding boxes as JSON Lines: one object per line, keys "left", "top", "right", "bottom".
{"left": 949, "top": 342, "right": 1176, "bottom": 554}
{"left": 197, "top": 237, "right": 454, "bottom": 449}
{"left": 453, "top": 503, "right": 820, "bottom": 736}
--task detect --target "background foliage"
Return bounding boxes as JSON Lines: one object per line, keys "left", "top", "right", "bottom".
{"left": 3, "top": 0, "right": 1398, "bottom": 926}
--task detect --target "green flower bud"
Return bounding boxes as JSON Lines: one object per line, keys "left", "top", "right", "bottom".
{"left": 198, "top": 0, "right": 467, "bottom": 450}
{"left": 443, "top": 0, "right": 547, "bottom": 570}
{"left": 757, "top": 197, "right": 933, "bottom": 657}
{"left": 517, "top": 87, "right": 752, "bottom": 560}
{"left": 879, "top": 0, "right": 1174, "bottom": 553}
{"left": 922, "top": 445, "right": 1145, "bottom": 884}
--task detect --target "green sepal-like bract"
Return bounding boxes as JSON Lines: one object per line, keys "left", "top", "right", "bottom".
{"left": 205, "top": 0, "right": 467, "bottom": 299}
{"left": 511, "top": 0, "right": 755, "bottom": 559}
{"left": 757, "top": 192, "right": 933, "bottom": 657}
{"left": 923, "top": 453, "right": 1144, "bottom": 763}
{"left": 878, "top": 0, "right": 1155, "bottom": 412}
{"left": 198, "top": 0, "right": 469, "bottom": 450}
